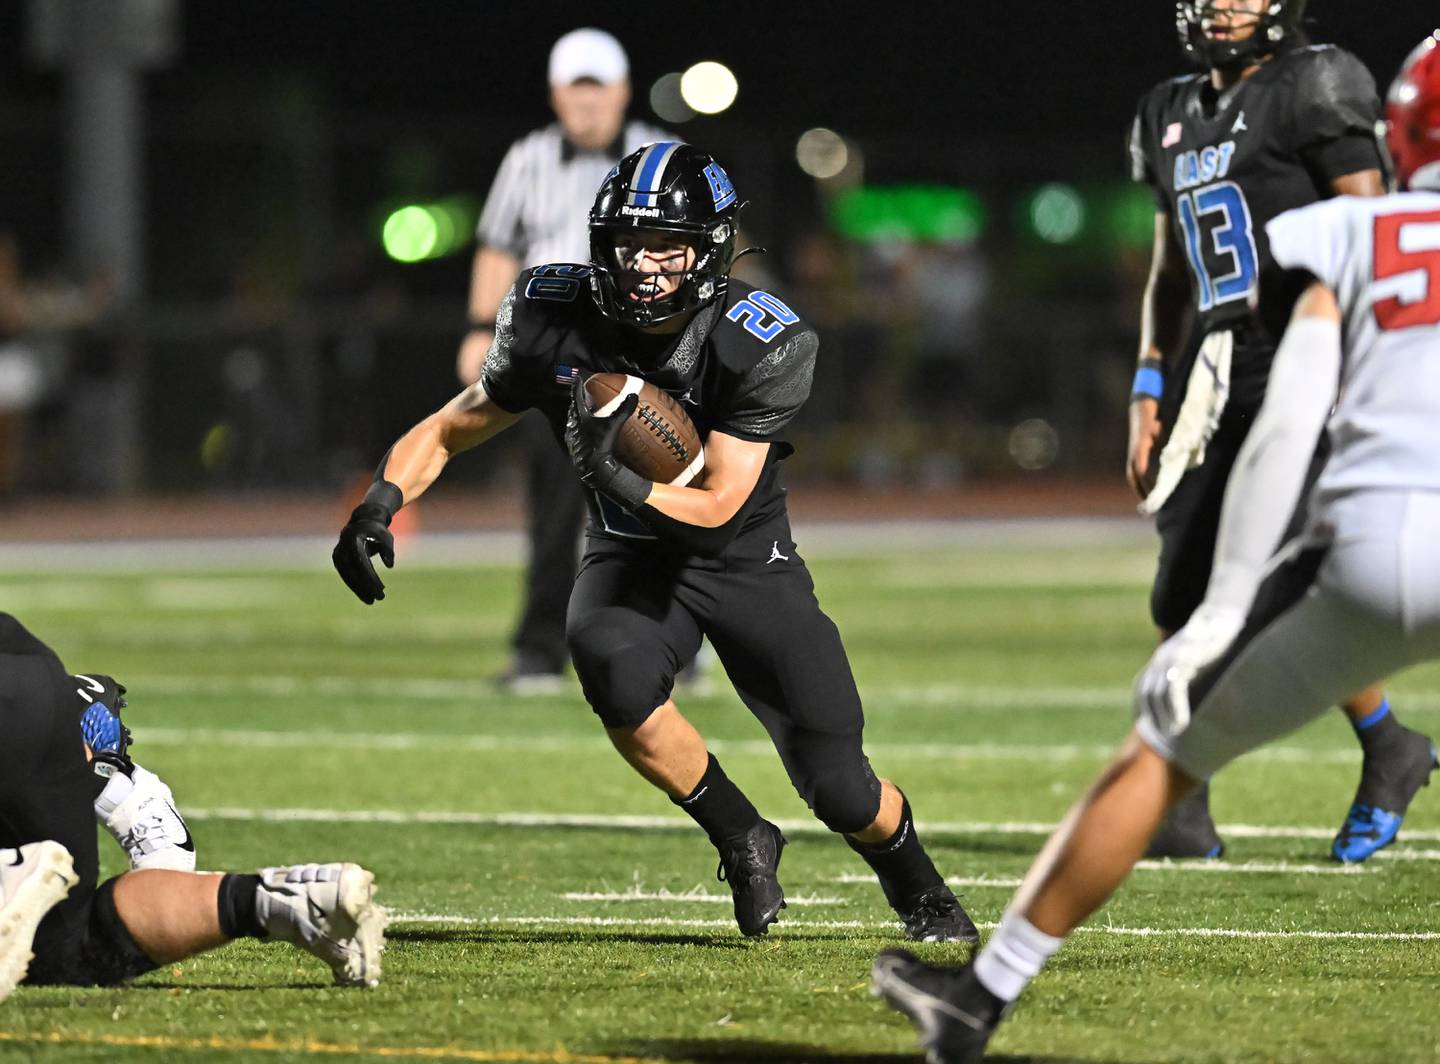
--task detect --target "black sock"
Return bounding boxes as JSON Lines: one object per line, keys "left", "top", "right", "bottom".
{"left": 846, "top": 796, "right": 945, "bottom": 912}
{"left": 674, "top": 755, "right": 762, "bottom": 848}
{"left": 217, "top": 873, "right": 265, "bottom": 939}
{"left": 1354, "top": 699, "right": 1402, "bottom": 757}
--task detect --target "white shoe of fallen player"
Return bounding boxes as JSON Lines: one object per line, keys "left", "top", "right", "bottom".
{"left": 94, "top": 763, "right": 196, "bottom": 871}
{"left": 0, "top": 841, "right": 79, "bottom": 1002}
{"left": 255, "top": 863, "right": 387, "bottom": 988}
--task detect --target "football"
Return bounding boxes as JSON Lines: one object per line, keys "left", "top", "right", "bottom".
{"left": 582, "top": 373, "right": 705, "bottom": 486}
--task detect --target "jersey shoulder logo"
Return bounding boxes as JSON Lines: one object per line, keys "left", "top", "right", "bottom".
{"left": 1230, "top": 110, "right": 1248, "bottom": 135}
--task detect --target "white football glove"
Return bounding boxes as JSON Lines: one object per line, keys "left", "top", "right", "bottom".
{"left": 1134, "top": 604, "right": 1247, "bottom": 738}
{"left": 94, "top": 763, "right": 197, "bottom": 871}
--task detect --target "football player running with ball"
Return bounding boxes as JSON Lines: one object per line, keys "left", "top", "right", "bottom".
{"left": 1125, "top": 0, "right": 1433, "bottom": 861}
{"left": 333, "top": 143, "right": 975, "bottom": 943}
{"left": 873, "top": 35, "right": 1440, "bottom": 1063}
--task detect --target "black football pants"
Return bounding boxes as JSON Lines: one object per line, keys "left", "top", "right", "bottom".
{"left": 565, "top": 512, "right": 882, "bottom": 833}
{"left": 0, "top": 618, "right": 112, "bottom": 984}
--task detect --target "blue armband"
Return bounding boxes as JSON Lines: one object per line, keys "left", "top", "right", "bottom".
{"left": 1131, "top": 363, "right": 1164, "bottom": 401}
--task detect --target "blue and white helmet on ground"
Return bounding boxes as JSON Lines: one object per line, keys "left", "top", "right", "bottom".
{"left": 588, "top": 141, "right": 743, "bottom": 327}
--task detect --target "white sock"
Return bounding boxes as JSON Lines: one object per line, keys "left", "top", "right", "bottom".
{"left": 93, "top": 769, "right": 136, "bottom": 819}
{"left": 973, "top": 909, "right": 1064, "bottom": 1002}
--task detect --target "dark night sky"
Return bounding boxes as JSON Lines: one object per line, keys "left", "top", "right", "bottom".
{"left": 2, "top": 3, "right": 1428, "bottom": 140}
{"left": 0, "top": 3, "right": 1431, "bottom": 297}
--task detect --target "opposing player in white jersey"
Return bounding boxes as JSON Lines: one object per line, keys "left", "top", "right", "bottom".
{"left": 872, "top": 34, "right": 1440, "bottom": 1063}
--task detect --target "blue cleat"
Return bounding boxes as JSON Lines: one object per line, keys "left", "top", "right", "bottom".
{"left": 1332, "top": 735, "right": 1438, "bottom": 863}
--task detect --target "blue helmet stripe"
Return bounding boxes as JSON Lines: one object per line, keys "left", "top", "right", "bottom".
{"left": 630, "top": 141, "right": 683, "bottom": 207}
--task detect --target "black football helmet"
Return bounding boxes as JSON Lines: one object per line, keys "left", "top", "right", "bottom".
{"left": 588, "top": 142, "right": 743, "bottom": 328}
{"left": 1176, "top": 1, "right": 1308, "bottom": 70}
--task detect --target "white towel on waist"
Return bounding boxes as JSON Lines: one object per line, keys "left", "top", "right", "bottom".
{"left": 1139, "top": 329, "right": 1233, "bottom": 516}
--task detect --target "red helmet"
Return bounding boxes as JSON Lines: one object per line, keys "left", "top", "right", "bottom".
{"left": 1387, "top": 33, "right": 1440, "bottom": 191}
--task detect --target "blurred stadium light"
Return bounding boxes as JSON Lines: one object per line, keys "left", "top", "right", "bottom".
{"left": 381, "top": 198, "right": 477, "bottom": 263}
{"left": 1008, "top": 418, "right": 1060, "bottom": 471}
{"left": 795, "top": 128, "right": 850, "bottom": 180}
{"left": 1026, "top": 183, "right": 1087, "bottom": 244}
{"left": 649, "top": 73, "right": 696, "bottom": 124}
{"left": 679, "top": 61, "right": 738, "bottom": 115}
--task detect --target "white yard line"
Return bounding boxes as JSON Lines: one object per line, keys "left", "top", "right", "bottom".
{"left": 1370, "top": 848, "right": 1440, "bottom": 862}
{"left": 387, "top": 912, "right": 1440, "bottom": 942}
{"left": 182, "top": 806, "right": 1440, "bottom": 845}
{"left": 560, "top": 889, "right": 846, "bottom": 905}
{"left": 141, "top": 724, "right": 1372, "bottom": 766}
{"left": 832, "top": 873, "right": 1027, "bottom": 888}
{"left": 120, "top": 672, "right": 1440, "bottom": 713}
{"left": 831, "top": 859, "right": 1372, "bottom": 886}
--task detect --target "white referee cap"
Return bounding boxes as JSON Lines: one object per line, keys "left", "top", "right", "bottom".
{"left": 548, "top": 28, "right": 629, "bottom": 86}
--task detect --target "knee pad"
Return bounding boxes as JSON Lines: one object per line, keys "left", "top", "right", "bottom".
{"left": 82, "top": 877, "right": 159, "bottom": 986}
{"left": 787, "top": 740, "right": 882, "bottom": 834}
{"left": 567, "top": 611, "right": 674, "bottom": 728}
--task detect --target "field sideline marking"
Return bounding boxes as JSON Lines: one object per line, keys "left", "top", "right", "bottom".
{"left": 142, "top": 724, "right": 1376, "bottom": 767}
{"left": 183, "top": 806, "right": 1440, "bottom": 844}
{"left": 0, "top": 1030, "right": 664, "bottom": 1063}
{"left": 391, "top": 912, "right": 1440, "bottom": 942}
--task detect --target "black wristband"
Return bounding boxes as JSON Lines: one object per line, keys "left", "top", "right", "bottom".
{"left": 468, "top": 319, "right": 496, "bottom": 333}
{"left": 588, "top": 458, "right": 652, "bottom": 512}
{"left": 358, "top": 480, "right": 403, "bottom": 525}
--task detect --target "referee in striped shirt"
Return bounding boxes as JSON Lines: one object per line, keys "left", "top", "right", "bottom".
{"left": 457, "top": 28, "right": 669, "bottom": 692}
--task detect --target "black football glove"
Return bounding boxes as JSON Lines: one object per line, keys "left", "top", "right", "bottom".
{"left": 75, "top": 673, "right": 134, "bottom": 778}
{"left": 565, "top": 376, "right": 652, "bottom": 510}
{"left": 333, "top": 482, "right": 402, "bottom": 604}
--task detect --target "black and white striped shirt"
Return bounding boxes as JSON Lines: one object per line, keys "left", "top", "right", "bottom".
{"left": 476, "top": 120, "right": 672, "bottom": 268}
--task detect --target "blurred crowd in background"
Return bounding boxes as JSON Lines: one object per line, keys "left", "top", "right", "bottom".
{"left": 0, "top": 3, "right": 1414, "bottom": 502}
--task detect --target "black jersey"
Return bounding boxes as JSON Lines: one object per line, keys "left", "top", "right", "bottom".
{"left": 1129, "top": 44, "right": 1382, "bottom": 407}
{"left": 481, "top": 265, "right": 818, "bottom": 541}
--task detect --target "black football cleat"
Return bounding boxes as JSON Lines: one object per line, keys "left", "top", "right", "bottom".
{"left": 902, "top": 886, "right": 980, "bottom": 944}
{"left": 715, "top": 819, "right": 786, "bottom": 937}
{"left": 1145, "top": 783, "right": 1224, "bottom": 859}
{"left": 1333, "top": 728, "right": 1438, "bottom": 863}
{"left": 872, "top": 949, "right": 1007, "bottom": 1064}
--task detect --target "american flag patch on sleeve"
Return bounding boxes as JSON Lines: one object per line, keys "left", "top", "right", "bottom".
{"left": 555, "top": 364, "right": 580, "bottom": 386}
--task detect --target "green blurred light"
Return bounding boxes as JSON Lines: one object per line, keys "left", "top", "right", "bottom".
{"left": 381, "top": 197, "right": 480, "bottom": 263}
{"left": 1028, "top": 183, "right": 1086, "bottom": 244}
{"left": 200, "top": 422, "right": 234, "bottom": 472}
{"left": 383, "top": 205, "right": 439, "bottom": 263}
{"left": 831, "top": 185, "right": 986, "bottom": 244}
{"left": 1105, "top": 184, "right": 1158, "bottom": 249}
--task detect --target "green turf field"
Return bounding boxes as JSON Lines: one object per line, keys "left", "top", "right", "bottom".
{"left": 2, "top": 540, "right": 1437, "bottom": 1063}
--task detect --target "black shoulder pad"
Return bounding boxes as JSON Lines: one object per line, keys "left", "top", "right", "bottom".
{"left": 1284, "top": 45, "right": 1380, "bottom": 123}
{"left": 516, "top": 263, "right": 594, "bottom": 310}
{"left": 508, "top": 264, "right": 604, "bottom": 345}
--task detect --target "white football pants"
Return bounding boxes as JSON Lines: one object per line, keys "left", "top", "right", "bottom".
{"left": 1145, "top": 490, "right": 1440, "bottom": 780}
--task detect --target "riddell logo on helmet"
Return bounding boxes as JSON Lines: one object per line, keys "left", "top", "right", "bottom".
{"left": 621, "top": 205, "right": 663, "bottom": 218}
